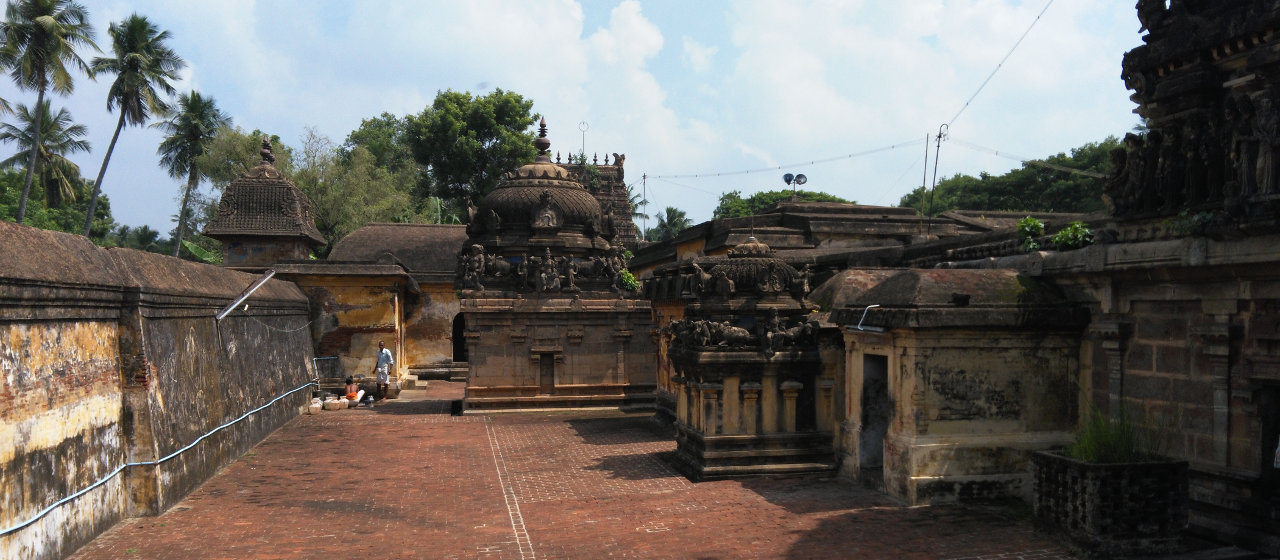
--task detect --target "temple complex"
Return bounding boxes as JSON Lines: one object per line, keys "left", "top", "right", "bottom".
{"left": 8, "top": 3, "right": 1280, "bottom": 558}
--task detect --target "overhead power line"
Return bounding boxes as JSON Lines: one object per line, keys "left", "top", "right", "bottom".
{"left": 646, "top": 139, "right": 922, "bottom": 180}
{"left": 947, "top": 0, "right": 1054, "bottom": 127}
{"left": 949, "top": 137, "right": 1106, "bottom": 178}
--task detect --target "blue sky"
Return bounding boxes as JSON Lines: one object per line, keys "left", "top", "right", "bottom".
{"left": 1, "top": 0, "right": 1142, "bottom": 233}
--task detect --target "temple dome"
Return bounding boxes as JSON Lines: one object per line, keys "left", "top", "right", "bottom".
{"left": 470, "top": 118, "right": 604, "bottom": 242}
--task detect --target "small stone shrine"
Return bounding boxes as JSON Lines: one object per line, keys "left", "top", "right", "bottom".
{"left": 204, "top": 137, "right": 326, "bottom": 269}
{"left": 660, "top": 236, "right": 834, "bottom": 480}
{"left": 456, "top": 120, "right": 656, "bottom": 411}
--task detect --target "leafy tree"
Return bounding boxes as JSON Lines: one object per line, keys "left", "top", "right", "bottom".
{"left": 155, "top": 90, "right": 230, "bottom": 256}
{"left": 196, "top": 125, "right": 292, "bottom": 190}
{"left": 712, "top": 189, "right": 852, "bottom": 219}
{"left": 83, "top": 14, "right": 185, "bottom": 236}
{"left": 342, "top": 112, "right": 414, "bottom": 173}
{"left": 293, "top": 128, "right": 423, "bottom": 256}
{"left": 404, "top": 88, "right": 537, "bottom": 203}
{"left": 645, "top": 206, "right": 692, "bottom": 242}
{"left": 0, "top": 100, "right": 89, "bottom": 207}
{"left": 0, "top": 166, "right": 114, "bottom": 236}
{"left": 0, "top": 0, "right": 97, "bottom": 223}
{"left": 899, "top": 137, "right": 1119, "bottom": 215}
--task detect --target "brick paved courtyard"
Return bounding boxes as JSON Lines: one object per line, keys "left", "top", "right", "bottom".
{"left": 69, "top": 381, "right": 1071, "bottom": 559}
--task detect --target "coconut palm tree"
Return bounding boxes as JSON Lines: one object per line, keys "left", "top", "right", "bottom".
{"left": 647, "top": 206, "right": 691, "bottom": 242}
{"left": 0, "top": 100, "right": 89, "bottom": 207}
{"left": 155, "top": 90, "right": 230, "bottom": 256}
{"left": 0, "top": 0, "right": 97, "bottom": 223}
{"left": 82, "top": 14, "right": 185, "bottom": 236}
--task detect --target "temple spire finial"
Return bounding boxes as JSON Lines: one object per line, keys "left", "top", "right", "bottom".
{"left": 260, "top": 136, "right": 275, "bottom": 165}
{"left": 533, "top": 117, "right": 551, "bottom": 160}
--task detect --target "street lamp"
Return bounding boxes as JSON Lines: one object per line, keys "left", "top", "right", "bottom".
{"left": 783, "top": 172, "right": 807, "bottom": 198}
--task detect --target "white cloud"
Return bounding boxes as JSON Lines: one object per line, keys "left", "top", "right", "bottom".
{"left": 682, "top": 37, "right": 717, "bottom": 73}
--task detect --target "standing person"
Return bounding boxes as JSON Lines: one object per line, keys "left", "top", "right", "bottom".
{"left": 372, "top": 340, "right": 394, "bottom": 402}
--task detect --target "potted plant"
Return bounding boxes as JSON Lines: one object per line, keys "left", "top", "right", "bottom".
{"left": 1032, "top": 411, "right": 1188, "bottom": 558}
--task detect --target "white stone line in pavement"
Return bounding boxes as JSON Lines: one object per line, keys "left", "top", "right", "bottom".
{"left": 485, "top": 418, "right": 536, "bottom": 560}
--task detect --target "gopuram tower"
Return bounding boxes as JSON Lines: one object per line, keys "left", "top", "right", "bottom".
{"left": 456, "top": 119, "right": 656, "bottom": 411}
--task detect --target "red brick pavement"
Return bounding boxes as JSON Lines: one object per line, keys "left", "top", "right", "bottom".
{"left": 68, "top": 381, "right": 1071, "bottom": 560}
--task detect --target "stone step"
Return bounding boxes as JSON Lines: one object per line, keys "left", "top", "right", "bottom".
{"left": 412, "top": 363, "right": 470, "bottom": 382}
{"left": 1155, "top": 547, "right": 1269, "bottom": 560}
{"left": 699, "top": 462, "right": 836, "bottom": 479}
{"left": 700, "top": 447, "right": 834, "bottom": 460}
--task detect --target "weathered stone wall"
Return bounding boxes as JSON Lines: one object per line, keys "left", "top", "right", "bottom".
{"left": 842, "top": 329, "right": 1079, "bottom": 504}
{"left": 403, "top": 283, "right": 460, "bottom": 368}
{"left": 0, "top": 222, "right": 313, "bottom": 560}
{"left": 1048, "top": 241, "right": 1280, "bottom": 525}
{"left": 462, "top": 296, "right": 657, "bottom": 409}
{"left": 295, "top": 276, "right": 401, "bottom": 379}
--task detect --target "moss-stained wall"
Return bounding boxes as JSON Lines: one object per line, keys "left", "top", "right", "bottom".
{"left": 294, "top": 276, "right": 401, "bottom": 379}
{"left": 0, "top": 222, "right": 313, "bottom": 560}
{"left": 403, "top": 283, "right": 460, "bottom": 367}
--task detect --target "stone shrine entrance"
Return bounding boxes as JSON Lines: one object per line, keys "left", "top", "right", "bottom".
{"left": 452, "top": 314, "right": 467, "bottom": 363}
{"left": 860, "top": 354, "right": 889, "bottom": 473}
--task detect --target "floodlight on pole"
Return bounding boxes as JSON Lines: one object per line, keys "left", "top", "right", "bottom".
{"left": 783, "top": 173, "right": 807, "bottom": 198}
{"left": 579, "top": 121, "right": 589, "bottom": 155}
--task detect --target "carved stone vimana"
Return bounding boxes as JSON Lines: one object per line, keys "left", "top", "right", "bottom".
{"left": 455, "top": 120, "right": 656, "bottom": 411}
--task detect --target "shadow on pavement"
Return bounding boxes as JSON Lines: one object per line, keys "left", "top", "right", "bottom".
{"left": 566, "top": 414, "right": 671, "bottom": 445}
{"left": 580, "top": 451, "right": 684, "bottom": 481}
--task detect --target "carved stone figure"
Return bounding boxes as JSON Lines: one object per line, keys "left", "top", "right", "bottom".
{"left": 537, "top": 248, "right": 561, "bottom": 292}
{"left": 688, "top": 262, "right": 710, "bottom": 295}
{"left": 458, "top": 244, "right": 486, "bottom": 291}
{"left": 1255, "top": 94, "right": 1280, "bottom": 195}
{"left": 1232, "top": 95, "right": 1257, "bottom": 198}
{"left": 532, "top": 190, "right": 559, "bottom": 228}
{"left": 712, "top": 270, "right": 734, "bottom": 297}
{"left": 1103, "top": 146, "right": 1130, "bottom": 215}
{"left": 484, "top": 209, "right": 502, "bottom": 233}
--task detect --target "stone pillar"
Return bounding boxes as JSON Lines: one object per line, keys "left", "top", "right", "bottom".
{"left": 722, "top": 377, "right": 741, "bottom": 434}
{"left": 816, "top": 378, "right": 834, "bottom": 432}
{"left": 1090, "top": 319, "right": 1129, "bottom": 416}
{"left": 781, "top": 380, "right": 803, "bottom": 433}
{"left": 762, "top": 372, "right": 779, "bottom": 434}
{"left": 741, "top": 382, "right": 761, "bottom": 435}
{"left": 700, "top": 383, "right": 723, "bottom": 436}
{"left": 1194, "top": 323, "right": 1231, "bottom": 465}
{"left": 674, "top": 376, "right": 688, "bottom": 426}
{"left": 690, "top": 381, "right": 702, "bottom": 431}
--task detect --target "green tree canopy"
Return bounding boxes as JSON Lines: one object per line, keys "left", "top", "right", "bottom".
{"left": 712, "top": 189, "right": 852, "bottom": 219}
{"left": 293, "top": 127, "right": 429, "bottom": 256}
{"left": 403, "top": 88, "right": 537, "bottom": 203}
{"left": 899, "top": 137, "right": 1119, "bottom": 215}
{"left": 0, "top": 0, "right": 98, "bottom": 223}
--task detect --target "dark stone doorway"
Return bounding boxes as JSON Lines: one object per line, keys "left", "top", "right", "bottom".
{"left": 452, "top": 314, "right": 467, "bottom": 362}
{"left": 861, "top": 354, "right": 890, "bottom": 471}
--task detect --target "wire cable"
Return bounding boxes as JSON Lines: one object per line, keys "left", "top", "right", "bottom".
{"left": 950, "top": 137, "right": 1106, "bottom": 178}
{"left": 646, "top": 139, "right": 922, "bottom": 180}
{"left": 948, "top": 0, "right": 1054, "bottom": 127}
{"left": 0, "top": 378, "right": 318, "bottom": 538}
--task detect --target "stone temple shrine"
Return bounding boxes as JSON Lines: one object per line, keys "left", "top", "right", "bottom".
{"left": 455, "top": 119, "right": 657, "bottom": 411}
